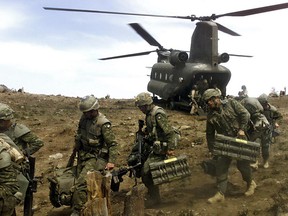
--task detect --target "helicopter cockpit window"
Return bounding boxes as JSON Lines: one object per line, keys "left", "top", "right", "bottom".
{"left": 154, "top": 72, "right": 157, "bottom": 79}
{"left": 169, "top": 75, "right": 173, "bottom": 82}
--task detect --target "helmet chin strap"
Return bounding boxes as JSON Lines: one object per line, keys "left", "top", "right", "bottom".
{"left": 146, "top": 104, "right": 154, "bottom": 113}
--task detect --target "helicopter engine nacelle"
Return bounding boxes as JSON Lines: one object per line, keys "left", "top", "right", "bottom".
{"left": 169, "top": 51, "right": 188, "bottom": 66}
{"left": 218, "top": 53, "right": 230, "bottom": 64}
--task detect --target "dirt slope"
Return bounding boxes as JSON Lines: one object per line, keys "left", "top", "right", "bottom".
{"left": 1, "top": 92, "right": 288, "bottom": 216}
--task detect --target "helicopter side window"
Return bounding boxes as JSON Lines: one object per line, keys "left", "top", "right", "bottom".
{"left": 154, "top": 72, "right": 157, "bottom": 79}
{"left": 165, "top": 73, "right": 168, "bottom": 81}
{"left": 159, "top": 73, "right": 162, "bottom": 80}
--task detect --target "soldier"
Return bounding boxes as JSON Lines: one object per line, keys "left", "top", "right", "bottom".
{"left": 241, "top": 97, "right": 272, "bottom": 169}
{"left": 189, "top": 78, "right": 209, "bottom": 115}
{"left": 258, "top": 93, "right": 283, "bottom": 140}
{"left": 71, "top": 95, "right": 118, "bottom": 216}
{"left": 0, "top": 134, "right": 20, "bottom": 216}
{"left": 0, "top": 103, "right": 43, "bottom": 207}
{"left": 0, "top": 103, "right": 44, "bottom": 156}
{"left": 134, "top": 92, "right": 177, "bottom": 206}
{"left": 202, "top": 89, "right": 256, "bottom": 204}
{"left": 238, "top": 85, "right": 248, "bottom": 99}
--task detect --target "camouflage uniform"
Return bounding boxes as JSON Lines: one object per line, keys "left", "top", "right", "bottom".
{"left": 204, "top": 89, "right": 254, "bottom": 197}
{"left": 238, "top": 85, "right": 248, "bottom": 99}
{"left": 3, "top": 123, "right": 44, "bottom": 156}
{"left": 134, "top": 92, "right": 176, "bottom": 204}
{"left": 189, "top": 78, "right": 209, "bottom": 115}
{"left": 0, "top": 103, "right": 43, "bottom": 203}
{"left": 0, "top": 103, "right": 44, "bottom": 156}
{"left": 241, "top": 97, "right": 272, "bottom": 165}
{"left": 258, "top": 94, "right": 283, "bottom": 139}
{"left": 0, "top": 135, "right": 19, "bottom": 216}
{"left": 71, "top": 96, "right": 117, "bottom": 213}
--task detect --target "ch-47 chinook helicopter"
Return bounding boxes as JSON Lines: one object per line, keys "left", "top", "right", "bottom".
{"left": 44, "top": 3, "right": 288, "bottom": 111}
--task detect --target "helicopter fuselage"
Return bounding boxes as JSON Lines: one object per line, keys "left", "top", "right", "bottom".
{"left": 148, "top": 21, "right": 231, "bottom": 109}
{"left": 148, "top": 61, "right": 231, "bottom": 101}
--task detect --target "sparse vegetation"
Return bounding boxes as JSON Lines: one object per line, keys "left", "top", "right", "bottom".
{"left": 0, "top": 92, "right": 287, "bottom": 216}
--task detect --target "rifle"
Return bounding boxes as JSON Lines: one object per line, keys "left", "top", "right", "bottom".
{"left": 23, "top": 156, "right": 37, "bottom": 216}
{"left": 136, "top": 119, "right": 145, "bottom": 164}
{"left": 110, "top": 163, "right": 141, "bottom": 192}
{"left": 111, "top": 120, "right": 147, "bottom": 192}
{"left": 66, "top": 147, "right": 77, "bottom": 168}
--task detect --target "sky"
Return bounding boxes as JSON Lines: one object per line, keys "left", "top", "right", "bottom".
{"left": 1, "top": 0, "right": 288, "bottom": 99}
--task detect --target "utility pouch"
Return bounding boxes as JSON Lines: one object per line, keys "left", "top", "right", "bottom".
{"left": 200, "top": 159, "right": 217, "bottom": 176}
{"left": 98, "top": 147, "right": 109, "bottom": 160}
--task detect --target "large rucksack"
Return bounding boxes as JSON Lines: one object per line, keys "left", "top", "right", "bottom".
{"left": 241, "top": 97, "right": 270, "bottom": 132}
{"left": 47, "top": 166, "right": 77, "bottom": 207}
{"left": 241, "top": 97, "right": 263, "bottom": 115}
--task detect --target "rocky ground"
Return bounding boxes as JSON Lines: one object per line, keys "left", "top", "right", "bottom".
{"left": 1, "top": 92, "right": 288, "bottom": 216}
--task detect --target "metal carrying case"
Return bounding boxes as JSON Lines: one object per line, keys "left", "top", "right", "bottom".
{"left": 149, "top": 155, "right": 191, "bottom": 185}
{"left": 213, "top": 134, "right": 260, "bottom": 162}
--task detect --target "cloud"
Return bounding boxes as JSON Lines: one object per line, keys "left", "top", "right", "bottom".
{"left": 0, "top": 7, "right": 28, "bottom": 30}
{"left": 0, "top": 0, "right": 288, "bottom": 98}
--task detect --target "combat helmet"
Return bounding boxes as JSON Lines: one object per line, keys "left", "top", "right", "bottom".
{"left": 202, "top": 89, "right": 221, "bottom": 102}
{"left": 241, "top": 85, "right": 247, "bottom": 90}
{"left": 79, "top": 95, "right": 99, "bottom": 112}
{"left": 135, "top": 92, "right": 153, "bottom": 107}
{"left": 0, "top": 103, "right": 14, "bottom": 120}
{"left": 258, "top": 93, "right": 268, "bottom": 104}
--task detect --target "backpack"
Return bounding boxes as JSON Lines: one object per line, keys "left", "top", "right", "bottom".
{"left": 241, "top": 97, "right": 263, "bottom": 115}
{"left": 48, "top": 166, "right": 76, "bottom": 207}
{"left": 241, "top": 97, "right": 270, "bottom": 131}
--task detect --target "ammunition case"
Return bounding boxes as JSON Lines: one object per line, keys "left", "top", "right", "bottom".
{"left": 213, "top": 134, "right": 260, "bottom": 162}
{"left": 149, "top": 155, "right": 191, "bottom": 185}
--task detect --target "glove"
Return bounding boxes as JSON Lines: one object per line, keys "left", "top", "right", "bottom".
{"left": 152, "top": 141, "right": 168, "bottom": 155}
{"left": 237, "top": 129, "right": 247, "bottom": 140}
{"left": 152, "top": 141, "right": 161, "bottom": 154}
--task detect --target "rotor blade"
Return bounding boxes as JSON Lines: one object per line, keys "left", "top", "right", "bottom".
{"left": 228, "top": 54, "right": 253, "bottom": 58}
{"left": 215, "top": 2, "right": 288, "bottom": 18}
{"left": 44, "top": 3, "right": 288, "bottom": 21}
{"left": 99, "top": 50, "right": 156, "bottom": 60}
{"left": 216, "top": 22, "right": 241, "bottom": 36}
{"left": 43, "top": 7, "right": 191, "bottom": 20}
{"left": 129, "top": 23, "right": 164, "bottom": 49}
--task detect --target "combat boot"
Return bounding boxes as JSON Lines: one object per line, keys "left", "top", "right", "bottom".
{"left": 244, "top": 180, "right": 257, "bottom": 196}
{"left": 70, "top": 210, "right": 80, "bottom": 216}
{"left": 263, "top": 160, "right": 269, "bottom": 169}
{"left": 207, "top": 191, "right": 225, "bottom": 204}
{"left": 250, "top": 160, "right": 259, "bottom": 170}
